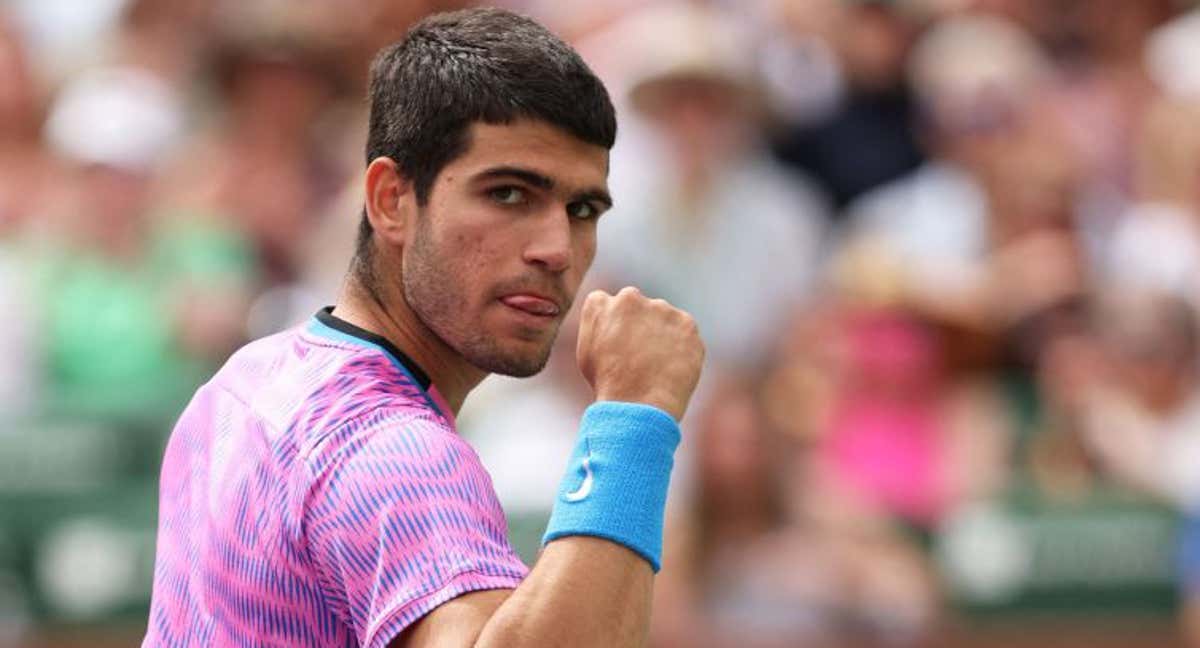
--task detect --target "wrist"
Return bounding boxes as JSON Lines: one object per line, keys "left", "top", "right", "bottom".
{"left": 591, "top": 389, "right": 683, "bottom": 422}
{"left": 542, "top": 401, "right": 681, "bottom": 571}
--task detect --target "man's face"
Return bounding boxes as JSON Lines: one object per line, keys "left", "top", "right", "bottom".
{"left": 402, "top": 119, "right": 611, "bottom": 377}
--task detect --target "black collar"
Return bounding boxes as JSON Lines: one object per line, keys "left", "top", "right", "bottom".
{"left": 315, "top": 307, "right": 432, "bottom": 390}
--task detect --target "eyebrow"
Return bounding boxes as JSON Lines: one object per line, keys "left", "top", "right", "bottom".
{"left": 475, "top": 165, "right": 613, "bottom": 209}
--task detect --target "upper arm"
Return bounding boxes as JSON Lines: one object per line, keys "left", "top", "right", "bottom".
{"left": 390, "top": 588, "right": 513, "bottom": 648}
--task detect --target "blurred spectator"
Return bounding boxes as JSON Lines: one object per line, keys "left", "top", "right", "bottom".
{"left": 652, "top": 372, "right": 938, "bottom": 648}
{"left": 837, "top": 14, "right": 1087, "bottom": 335}
{"left": 770, "top": 0, "right": 927, "bottom": 210}
{"left": 1037, "top": 0, "right": 1175, "bottom": 252}
{"left": 0, "top": 13, "right": 49, "bottom": 415}
{"left": 1064, "top": 291, "right": 1200, "bottom": 641}
{"left": 805, "top": 309, "right": 1012, "bottom": 529}
{"left": 754, "top": 0, "right": 845, "bottom": 126}
{"left": 1075, "top": 291, "right": 1200, "bottom": 509}
{"left": 164, "top": 31, "right": 343, "bottom": 285}
{"left": 33, "top": 66, "right": 253, "bottom": 419}
{"left": 1146, "top": 4, "right": 1200, "bottom": 101}
{"left": 0, "top": 15, "right": 52, "bottom": 232}
{"left": 4, "top": 0, "right": 130, "bottom": 82}
{"left": 1099, "top": 8, "right": 1200, "bottom": 319}
{"left": 116, "top": 0, "right": 218, "bottom": 85}
{"left": 5, "top": 0, "right": 1200, "bottom": 643}
{"left": 154, "top": 26, "right": 353, "bottom": 339}
{"left": 595, "top": 2, "right": 829, "bottom": 366}
{"left": 1104, "top": 96, "right": 1200, "bottom": 307}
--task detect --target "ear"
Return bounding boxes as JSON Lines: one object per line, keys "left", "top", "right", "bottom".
{"left": 364, "top": 156, "right": 414, "bottom": 247}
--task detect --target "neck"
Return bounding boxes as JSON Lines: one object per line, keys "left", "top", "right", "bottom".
{"left": 332, "top": 271, "right": 486, "bottom": 415}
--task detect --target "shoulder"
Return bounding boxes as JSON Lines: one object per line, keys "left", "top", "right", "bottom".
{"left": 300, "top": 407, "right": 512, "bottom": 562}
{"left": 847, "top": 162, "right": 982, "bottom": 226}
{"left": 213, "top": 326, "right": 300, "bottom": 381}
{"left": 208, "top": 323, "right": 446, "bottom": 449}
{"left": 304, "top": 407, "right": 478, "bottom": 487}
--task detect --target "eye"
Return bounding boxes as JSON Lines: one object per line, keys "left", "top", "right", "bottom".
{"left": 489, "top": 186, "right": 526, "bottom": 206}
{"left": 567, "top": 201, "right": 601, "bottom": 220}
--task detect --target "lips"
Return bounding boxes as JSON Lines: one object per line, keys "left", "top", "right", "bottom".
{"left": 500, "top": 294, "right": 561, "bottom": 317}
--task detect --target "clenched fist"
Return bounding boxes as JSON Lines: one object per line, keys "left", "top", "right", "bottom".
{"left": 576, "top": 287, "right": 705, "bottom": 421}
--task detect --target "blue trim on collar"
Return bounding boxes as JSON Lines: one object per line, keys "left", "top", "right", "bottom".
{"left": 306, "top": 316, "right": 446, "bottom": 419}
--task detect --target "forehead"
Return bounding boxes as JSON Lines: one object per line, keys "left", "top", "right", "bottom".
{"left": 449, "top": 119, "right": 610, "bottom": 187}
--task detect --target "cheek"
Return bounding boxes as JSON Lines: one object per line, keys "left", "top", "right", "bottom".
{"left": 449, "top": 225, "right": 505, "bottom": 290}
{"left": 580, "top": 232, "right": 597, "bottom": 263}
{"left": 573, "top": 229, "right": 598, "bottom": 275}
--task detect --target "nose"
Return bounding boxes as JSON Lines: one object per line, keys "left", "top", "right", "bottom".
{"left": 523, "top": 210, "right": 572, "bottom": 273}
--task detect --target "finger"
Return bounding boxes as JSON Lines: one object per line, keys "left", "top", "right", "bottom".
{"left": 586, "top": 288, "right": 613, "bottom": 319}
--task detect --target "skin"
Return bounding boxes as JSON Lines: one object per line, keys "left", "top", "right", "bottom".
{"left": 337, "top": 119, "right": 610, "bottom": 411}
{"left": 334, "top": 118, "right": 706, "bottom": 647}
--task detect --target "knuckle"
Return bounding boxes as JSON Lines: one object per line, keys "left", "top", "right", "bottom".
{"left": 673, "top": 309, "right": 696, "bottom": 328}
{"left": 584, "top": 291, "right": 610, "bottom": 312}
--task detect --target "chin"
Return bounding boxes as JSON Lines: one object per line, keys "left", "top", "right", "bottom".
{"left": 473, "top": 351, "right": 552, "bottom": 378}
{"left": 459, "top": 335, "right": 555, "bottom": 378}
{"left": 493, "top": 361, "right": 548, "bottom": 378}
{"left": 467, "top": 316, "right": 566, "bottom": 377}
{"left": 484, "top": 338, "right": 559, "bottom": 374}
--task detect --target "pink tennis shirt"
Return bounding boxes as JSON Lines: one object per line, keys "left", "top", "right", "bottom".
{"left": 144, "top": 308, "right": 529, "bottom": 647}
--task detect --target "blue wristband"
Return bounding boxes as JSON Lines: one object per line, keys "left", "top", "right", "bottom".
{"left": 542, "top": 401, "right": 681, "bottom": 572}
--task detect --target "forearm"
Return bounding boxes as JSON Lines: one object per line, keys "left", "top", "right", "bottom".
{"left": 475, "top": 536, "right": 653, "bottom": 647}
{"left": 395, "top": 402, "right": 679, "bottom": 648}
{"left": 473, "top": 403, "right": 678, "bottom": 646}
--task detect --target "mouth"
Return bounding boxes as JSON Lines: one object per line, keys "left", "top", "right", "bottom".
{"left": 499, "top": 293, "right": 562, "bottom": 320}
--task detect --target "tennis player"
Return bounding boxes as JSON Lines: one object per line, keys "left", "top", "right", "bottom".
{"left": 143, "top": 8, "right": 704, "bottom": 647}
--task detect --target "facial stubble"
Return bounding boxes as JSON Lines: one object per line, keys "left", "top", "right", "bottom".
{"left": 401, "top": 211, "right": 560, "bottom": 378}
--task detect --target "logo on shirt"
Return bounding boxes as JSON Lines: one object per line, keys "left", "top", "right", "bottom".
{"left": 563, "top": 454, "right": 594, "bottom": 502}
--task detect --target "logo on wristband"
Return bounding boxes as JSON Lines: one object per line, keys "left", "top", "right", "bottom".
{"left": 563, "top": 454, "right": 594, "bottom": 502}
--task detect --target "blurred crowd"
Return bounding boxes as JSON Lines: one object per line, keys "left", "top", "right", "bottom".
{"left": 3, "top": 0, "right": 1200, "bottom": 646}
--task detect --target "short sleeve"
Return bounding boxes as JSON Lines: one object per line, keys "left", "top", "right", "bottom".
{"left": 302, "top": 415, "right": 528, "bottom": 647}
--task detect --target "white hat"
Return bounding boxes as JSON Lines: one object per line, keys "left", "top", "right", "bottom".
{"left": 1147, "top": 8, "right": 1200, "bottom": 100}
{"left": 617, "top": 3, "right": 757, "bottom": 113}
{"left": 908, "top": 14, "right": 1048, "bottom": 114}
{"left": 45, "top": 66, "right": 183, "bottom": 172}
